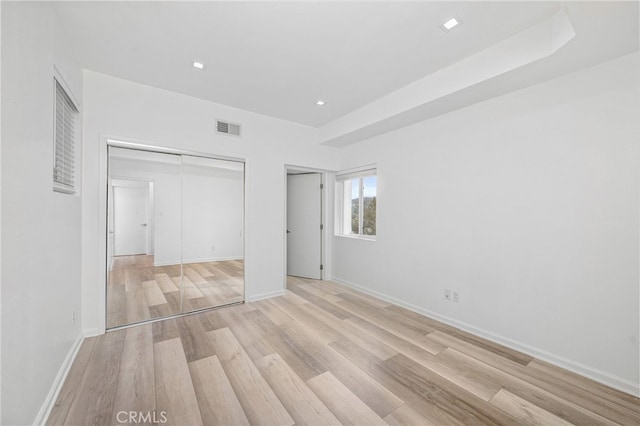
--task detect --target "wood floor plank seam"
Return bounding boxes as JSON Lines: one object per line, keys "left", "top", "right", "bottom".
{"left": 255, "top": 352, "right": 342, "bottom": 425}
{"left": 45, "top": 337, "right": 99, "bottom": 426}
{"left": 525, "top": 358, "right": 640, "bottom": 414}
{"left": 425, "top": 330, "right": 640, "bottom": 425}
{"left": 188, "top": 355, "right": 250, "bottom": 426}
{"left": 208, "top": 327, "right": 294, "bottom": 426}
{"left": 62, "top": 331, "right": 127, "bottom": 425}
{"left": 108, "top": 255, "right": 244, "bottom": 329}
{"left": 441, "top": 346, "right": 621, "bottom": 426}
{"left": 49, "top": 276, "right": 640, "bottom": 426}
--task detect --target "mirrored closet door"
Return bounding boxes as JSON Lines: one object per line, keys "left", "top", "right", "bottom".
{"left": 106, "top": 146, "right": 245, "bottom": 329}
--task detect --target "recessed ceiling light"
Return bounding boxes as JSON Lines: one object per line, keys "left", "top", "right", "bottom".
{"left": 316, "top": 100, "right": 325, "bottom": 106}
{"left": 441, "top": 17, "right": 461, "bottom": 31}
{"left": 192, "top": 61, "right": 205, "bottom": 70}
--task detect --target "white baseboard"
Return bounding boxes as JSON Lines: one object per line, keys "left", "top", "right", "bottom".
{"left": 247, "top": 289, "right": 285, "bottom": 303}
{"left": 154, "top": 256, "right": 243, "bottom": 267}
{"left": 34, "top": 333, "right": 85, "bottom": 425}
{"left": 82, "top": 328, "right": 102, "bottom": 338}
{"left": 331, "top": 276, "right": 640, "bottom": 398}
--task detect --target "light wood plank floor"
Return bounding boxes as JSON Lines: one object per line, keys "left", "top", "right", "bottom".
{"left": 107, "top": 255, "right": 244, "bottom": 329}
{"left": 51, "top": 276, "right": 640, "bottom": 425}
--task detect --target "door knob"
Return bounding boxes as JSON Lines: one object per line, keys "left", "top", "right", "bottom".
{"left": 286, "top": 229, "right": 291, "bottom": 234}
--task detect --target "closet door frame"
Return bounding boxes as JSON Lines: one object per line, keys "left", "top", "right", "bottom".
{"left": 103, "top": 139, "right": 246, "bottom": 331}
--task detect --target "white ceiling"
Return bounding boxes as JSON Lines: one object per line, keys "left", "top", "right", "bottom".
{"left": 54, "top": 1, "right": 638, "bottom": 129}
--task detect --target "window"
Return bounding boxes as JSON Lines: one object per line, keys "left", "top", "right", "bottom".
{"left": 53, "top": 78, "right": 79, "bottom": 194}
{"left": 336, "top": 168, "right": 377, "bottom": 238}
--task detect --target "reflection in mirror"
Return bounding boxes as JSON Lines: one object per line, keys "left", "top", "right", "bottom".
{"left": 181, "top": 156, "right": 245, "bottom": 313}
{"left": 107, "top": 146, "right": 245, "bottom": 329}
{"left": 107, "top": 147, "right": 183, "bottom": 328}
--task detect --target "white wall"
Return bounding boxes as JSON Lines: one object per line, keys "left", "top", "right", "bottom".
{"left": 1, "top": 3, "right": 83, "bottom": 424}
{"left": 82, "top": 71, "right": 339, "bottom": 334}
{"left": 332, "top": 53, "right": 640, "bottom": 395}
{"left": 182, "top": 162, "right": 244, "bottom": 263}
{"left": 0, "top": 1, "right": 4, "bottom": 422}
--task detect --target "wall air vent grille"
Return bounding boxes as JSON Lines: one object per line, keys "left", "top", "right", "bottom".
{"left": 216, "top": 119, "right": 242, "bottom": 137}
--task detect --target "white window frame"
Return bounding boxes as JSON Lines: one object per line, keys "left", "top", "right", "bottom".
{"left": 53, "top": 73, "right": 80, "bottom": 194}
{"left": 335, "top": 167, "right": 377, "bottom": 240}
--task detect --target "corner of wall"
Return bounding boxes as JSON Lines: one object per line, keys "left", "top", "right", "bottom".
{"left": 33, "top": 333, "right": 85, "bottom": 426}
{"left": 331, "top": 277, "right": 640, "bottom": 397}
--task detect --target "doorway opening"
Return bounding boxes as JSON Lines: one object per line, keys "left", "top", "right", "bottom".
{"left": 285, "top": 167, "right": 326, "bottom": 292}
{"left": 109, "top": 179, "right": 154, "bottom": 270}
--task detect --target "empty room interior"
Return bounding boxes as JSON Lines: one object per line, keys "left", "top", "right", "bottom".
{"left": 1, "top": 1, "right": 639, "bottom": 425}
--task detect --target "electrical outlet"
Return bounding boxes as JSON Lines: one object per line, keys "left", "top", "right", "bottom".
{"left": 444, "top": 289, "right": 452, "bottom": 301}
{"left": 453, "top": 290, "right": 460, "bottom": 303}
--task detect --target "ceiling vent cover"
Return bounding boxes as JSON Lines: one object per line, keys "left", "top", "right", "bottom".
{"left": 216, "top": 119, "right": 242, "bottom": 137}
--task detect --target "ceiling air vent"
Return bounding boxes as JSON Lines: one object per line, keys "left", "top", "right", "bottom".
{"left": 216, "top": 119, "right": 242, "bottom": 137}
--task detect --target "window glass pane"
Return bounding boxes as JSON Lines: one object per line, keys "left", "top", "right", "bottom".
{"left": 362, "top": 176, "right": 377, "bottom": 236}
{"left": 350, "top": 179, "right": 359, "bottom": 234}
{"left": 337, "top": 171, "right": 377, "bottom": 238}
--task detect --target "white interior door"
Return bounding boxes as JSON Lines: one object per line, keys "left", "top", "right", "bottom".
{"left": 287, "top": 173, "right": 322, "bottom": 279}
{"left": 114, "top": 186, "right": 149, "bottom": 256}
